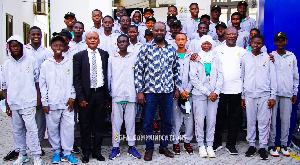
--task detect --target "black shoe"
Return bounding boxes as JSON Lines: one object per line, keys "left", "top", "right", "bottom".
{"left": 3, "top": 150, "right": 19, "bottom": 161}
{"left": 245, "top": 146, "right": 256, "bottom": 157}
{"left": 184, "top": 143, "right": 194, "bottom": 155}
{"left": 72, "top": 144, "right": 80, "bottom": 154}
{"left": 92, "top": 153, "right": 105, "bottom": 161}
{"left": 41, "top": 149, "right": 45, "bottom": 156}
{"left": 258, "top": 148, "right": 268, "bottom": 160}
{"left": 81, "top": 155, "right": 89, "bottom": 163}
{"left": 213, "top": 143, "right": 223, "bottom": 152}
{"left": 173, "top": 144, "right": 180, "bottom": 155}
{"left": 225, "top": 145, "right": 238, "bottom": 155}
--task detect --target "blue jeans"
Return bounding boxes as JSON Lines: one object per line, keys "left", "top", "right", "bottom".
{"left": 143, "top": 93, "right": 173, "bottom": 150}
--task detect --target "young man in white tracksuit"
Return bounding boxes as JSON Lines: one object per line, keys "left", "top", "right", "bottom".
{"left": 107, "top": 34, "right": 141, "bottom": 160}
{"left": 2, "top": 35, "right": 43, "bottom": 165}
{"left": 241, "top": 34, "right": 277, "bottom": 160}
{"left": 268, "top": 32, "right": 299, "bottom": 157}
{"left": 39, "top": 36, "right": 78, "bottom": 164}
{"left": 171, "top": 33, "right": 194, "bottom": 155}
{"left": 190, "top": 35, "right": 224, "bottom": 158}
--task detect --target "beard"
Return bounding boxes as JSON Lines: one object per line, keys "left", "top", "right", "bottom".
{"left": 154, "top": 35, "right": 165, "bottom": 43}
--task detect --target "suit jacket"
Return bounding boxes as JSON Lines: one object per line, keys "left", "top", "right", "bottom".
{"left": 73, "top": 48, "right": 109, "bottom": 103}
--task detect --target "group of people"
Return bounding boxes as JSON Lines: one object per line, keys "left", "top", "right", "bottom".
{"left": 1, "top": 0, "right": 299, "bottom": 164}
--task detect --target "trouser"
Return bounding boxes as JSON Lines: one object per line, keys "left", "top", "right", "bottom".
{"left": 214, "top": 93, "right": 241, "bottom": 147}
{"left": 46, "top": 109, "right": 74, "bottom": 155}
{"left": 193, "top": 96, "right": 218, "bottom": 146}
{"left": 35, "top": 108, "right": 46, "bottom": 144}
{"left": 111, "top": 102, "right": 136, "bottom": 147}
{"left": 171, "top": 98, "right": 194, "bottom": 144}
{"left": 143, "top": 93, "right": 173, "bottom": 151}
{"left": 11, "top": 107, "right": 41, "bottom": 158}
{"left": 269, "top": 96, "right": 292, "bottom": 146}
{"left": 74, "top": 102, "right": 78, "bottom": 141}
{"left": 79, "top": 87, "right": 107, "bottom": 156}
{"left": 246, "top": 96, "right": 272, "bottom": 148}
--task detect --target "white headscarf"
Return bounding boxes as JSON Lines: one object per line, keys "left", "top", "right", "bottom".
{"left": 198, "top": 35, "right": 214, "bottom": 63}
{"left": 130, "top": 10, "right": 143, "bottom": 25}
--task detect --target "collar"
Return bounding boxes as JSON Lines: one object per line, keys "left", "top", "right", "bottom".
{"left": 87, "top": 48, "right": 99, "bottom": 54}
{"left": 151, "top": 40, "right": 169, "bottom": 47}
{"left": 26, "top": 44, "right": 44, "bottom": 51}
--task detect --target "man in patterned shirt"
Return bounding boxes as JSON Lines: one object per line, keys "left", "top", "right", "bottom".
{"left": 134, "top": 22, "right": 181, "bottom": 161}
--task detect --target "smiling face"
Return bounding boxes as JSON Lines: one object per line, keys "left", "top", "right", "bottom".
{"left": 85, "top": 31, "right": 100, "bottom": 50}
{"left": 274, "top": 37, "right": 288, "bottom": 50}
{"left": 251, "top": 37, "right": 264, "bottom": 53}
{"left": 64, "top": 16, "right": 76, "bottom": 27}
{"left": 51, "top": 40, "right": 64, "bottom": 55}
{"left": 231, "top": 15, "right": 241, "bottom": 28}
{"left": 225, "top": 27, "right": 238, "bottom": 46}
{"left": 29, "top": 29, "right": 42, "bottom": 44}
{"left": 237, "top": 4, "right": 247, "bottom": 16}
{"left": 201, "top": 41, "right": 212, "bottom": 52}
{"left": 144, "top": 11, "right": 154, "bottom": 20}
{"left": 146, "top": 20, "right": 155, "bottom": 29}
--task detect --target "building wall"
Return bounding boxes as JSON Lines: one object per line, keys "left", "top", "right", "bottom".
{"left": 0, "top": 0, "right": 49, "bottom": 65}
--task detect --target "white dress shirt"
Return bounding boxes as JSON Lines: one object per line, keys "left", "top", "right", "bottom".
{"left": 87, "top": 48, "right": 104, "bottom": 88}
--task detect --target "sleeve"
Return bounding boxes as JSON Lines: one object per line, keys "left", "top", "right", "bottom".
{"left": 173, "top": 51, "right": 182, "bottom": 92}
{"left": 1, "top": 64, "right": 7, "bottom": 90}
{"left": 189, "top": 61, "right": 211, "bottom": 96}
{"left": 213, "top": 56, "right": 224, "bottom": 95}
{"left": 73, "top": 53, "right": 86, "bottom": 103}
{"left": 227, "top": 20, "right": 232, "bottom": 27}
{"left": 293, "top": 55, "right": 299, "bottom": 95}
{"left": 134, "top": 45, "right": 146, "bottom": 93}
{"left": 33, "top": 59, "right": 40, "bottom": 83}
{"left": 185, "top": 61, "right": 193, "bottom": 93}
{"left": 39, "top": 64, "right": 48, "bottom": 106}
{"left": 241, "top": 56, "right": 246, "bottom": 99}
{"left": 269, "top": 61, "right": 277, "bottom": 100}
{"left": 188, "top": 40, "right": 195, "bottom": 53}
{"left": 70, "top": 65, "right": 76, "bottom": 100}
{"left": 107, "top": 57, "right": 112, "bottom": 96}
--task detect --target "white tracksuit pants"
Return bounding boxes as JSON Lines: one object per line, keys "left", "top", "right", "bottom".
{"left": 111, "top": 102, "right": 136, "bottom": 147}
{"left": 246, "top": 96, "right": 272, "bottom": 148}
{"left": 35, "top": 108, "right": 46, "bottom": 144}
{"left": 46, "top": 109, "right": 74, "bottom": 155}
{"left": 269, "top": 96, "right": 293, "bottom": 146}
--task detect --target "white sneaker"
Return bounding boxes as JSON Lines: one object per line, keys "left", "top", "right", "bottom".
{"left": 207, "top": 146, "right": 216, "bottom": 158}
{"left": 280, "top": 146, "right": 290, "bottom": 157}
{"left": 268, "top": 146, "right": 279, "bottom": 157}
{"left": 199, "top": 146, "right": 208, "bottom": 158}
{"left": 13, "top": 154, "right": 29, "bottom": 165}
{"left": 33, "top": 157, "right": 43, "bottom": 165}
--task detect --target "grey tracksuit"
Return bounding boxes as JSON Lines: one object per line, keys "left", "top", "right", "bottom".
{"left": 189, "top": 53, "right": 224, "bottom": 146}
{"left": 269, "top": 51, "right": 299, "bottom": 146}
{"left": 39, "top": 56, "right": 76, "bottom": 155}
{"left": 1, "top": 35, "right": 41, "bottom": 157}
{"left": 171, "top": 50, "right": 194, "bottom": 144}
{"left": 108, "top": 52, "right": 137, "bottom": 147}
{"left": 241, "top": 52, "right": 277, "bottom": 148}
{"left": 25, "top": 44, "right": 52, "bottom": 144}
{"left": 236, "top": 29, "right": 250, "bottom": 49}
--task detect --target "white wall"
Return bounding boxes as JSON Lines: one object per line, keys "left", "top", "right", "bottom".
{"left": 176, "top": 0, "right": 211, "bottom": 22}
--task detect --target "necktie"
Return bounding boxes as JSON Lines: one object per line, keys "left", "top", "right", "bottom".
{"left": 91, "top": 51, "right": 97, "bottom": 87}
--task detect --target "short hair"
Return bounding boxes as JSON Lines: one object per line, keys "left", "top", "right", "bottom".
{"left": 175, "top": 32, "right": 187, "bottom": 39}
{"left": 231, "top": 12, "right": 242, "bottom": 20}
{"left": 128, "top": 25, "right": 138, "bottom": 31}
{"left": 29, "top": 26, "right": 41, "bottom": 33}
{"left": 74, "top": 21, "right": 84, "bottom": 29}
{"left": 200, "top": 14, "right": 210, "bottom": 21}
{"left": 168, "top": 5, "right": 177, "bottom": 10}
{"left": 92, "top": 9, "right": 101, "bottom": 13}
{"left": 117, "top": 34, "right": 129, "bottom": 42}
{"left": 198, "top": 22, "right": 209, "bottom": 29}
{"left": 252, "top": 34, "right": 264, "bottom": 43}
{"left": 250, "top": 28, "right": 260, "bottom": 34}
{"left": 189, "top": 3, "right": 198, "bottom": 8}
{"left": 120, "top": 15, "right": 130, "bottom": 20}
{"left": 102, "top": 15, "right": 114, "bottom": 22}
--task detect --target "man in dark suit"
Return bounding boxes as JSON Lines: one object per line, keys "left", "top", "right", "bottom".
{"left": 73, "top": 31, "right": 109, "bottom": 163}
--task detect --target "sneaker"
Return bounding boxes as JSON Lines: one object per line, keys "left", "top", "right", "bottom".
{"left": 13, "top": 154, "right": 29, "bottom": 165}
{"left": 72, "top": 144, "right": 80, "bottom": 154}
{"left": 109, "top": 147, "right": 121, "bottom": 160}
{"left": 184, "top": 143, "right": 194, "bottom": 155}
{"left": 3, "top": 150, "right": 19, "bottom": 161}
{"left": 51, "top": 153, "right": 61, "bottom": 164}
{"left": 127, "top": 146, "right": 141, "bottom": 159}
{"left": 153, "top": 123, "right": 160, "bottom": 133}
{"left": 199, "top": 146, "right": 208, "bottom": 158}
{"left": 33, "top": 157, "right": 43, "bottom": 165}
{"left": 207, "top": 146, "right": 216, "bottom": 158}
{"left": 280, "top": 145, "right": 290, "bottom": 157}
{"left": 245, "top": 146, "right": 256, "bottom": 157}
{"left": 258, "top": 148, "right": 268, "bottom": 160}
{"left": 225, "top": 145, "right": 238, "bottom": 155}
{"left": 173, "top": 144, "right": 181, "bottom": 155}
{"left": 213, "top": 143, "right": 223, "bottom": 152}
{"left": 61, "top": 154, "right": 78, "bottom": 164}
{"left": 268, "top": 146, "right": 279, "bottom": 157}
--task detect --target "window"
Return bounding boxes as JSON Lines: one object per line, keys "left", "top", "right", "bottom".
{"left": 23, "top": 22, "right": 30, "bottom": 44}
{"left": 34, "top": 0, "right": 47, "bottom": 15}
{"left": 44, "top": 32, "right": 48, "bottom": 48}
{"left": 6, "top": 13, "right": 13, "bottom": 41}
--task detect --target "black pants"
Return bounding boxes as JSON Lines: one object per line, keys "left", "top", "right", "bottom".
{"left": 214, "top": 93, "right": 241, "bottom": 147}
{"left": 79, "top": 87, "right": 107, "bottom": 156}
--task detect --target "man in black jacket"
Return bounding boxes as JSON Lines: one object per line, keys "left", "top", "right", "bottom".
{"left": 73, "top": 31, "right": 109, "bottom": 163}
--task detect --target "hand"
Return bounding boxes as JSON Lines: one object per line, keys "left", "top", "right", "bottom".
{"left": 79, "top": 101, "right": 88, "bottom": 108}
{"left": 269, "top": 54, "right": 275, "bottom": 63}
{"left": 43, "top": 106, "right": 50, "bottom": 114}
{"left": 173, "top": 90, "right": 180, "bottom": 100}
{"left": 66, "top": 99, "right": 75, "bottom": 112}
{"left": 209, "top": 93, "right": 218, "bottom": 102}
{"left": 37, "top": 99, "right": 42, "bottom": 109}
{"left": 137, "top": 92, "right": 145, "bottom": 105}
{"left": 190, "top": 53, "right": 199, "bottom": 62}
{"left": 5, "top": 101, "right": 12, "bottom": 117}
{"left": 241, "top": 99, "right": 246, "bottom": 109}
{"left": 292, "top": 95, "right": 297, "bottom": 104}
{"left": 268, "top": 99, "right": 276, "bottom": 109}
{"left": 181, "top": 91, "right": 189, "bottom": 99}
{"left": 106, "top": 101, "right": 111, "bottom": 109}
